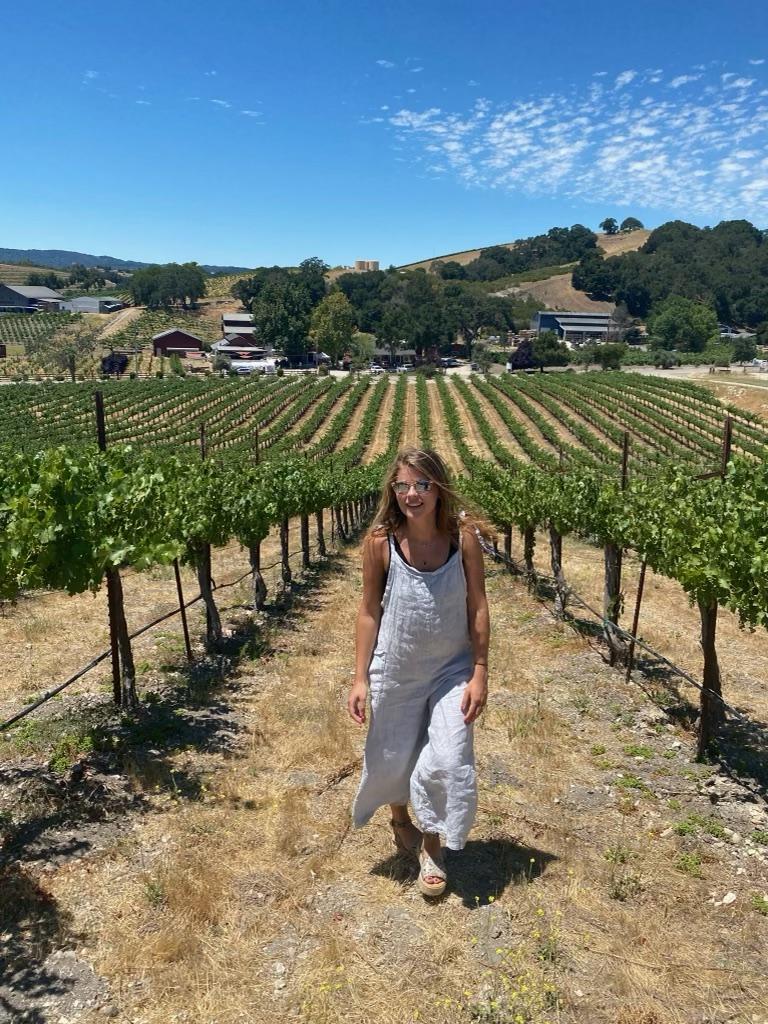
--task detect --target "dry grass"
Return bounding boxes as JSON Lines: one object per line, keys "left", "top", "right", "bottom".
{"left": 32, "top": 536, "right": 767, "bottom": 1024}
{"left": 0, "top": 513, "right": 331, "bottom": 721}
{"left": 596, "top": 229, "right": 651, "bottom": 256}
{"left": 510, "top": 273, "right": 616, "bottom": 314}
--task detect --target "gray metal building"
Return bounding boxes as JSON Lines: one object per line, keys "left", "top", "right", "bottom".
{"left": 0, "top": 283, "right": 64, "bottom": 311}
{"left": 62, "top": 296, "right": 124, "bottom": 313}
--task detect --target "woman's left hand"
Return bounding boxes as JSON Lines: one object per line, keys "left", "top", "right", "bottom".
{"left": 461, "top": 670, "right": 488, "bottom": 724}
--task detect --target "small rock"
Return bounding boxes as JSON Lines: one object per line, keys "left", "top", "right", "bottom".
{"left": 721, "top": 891, "right": 737, "bottom": 906}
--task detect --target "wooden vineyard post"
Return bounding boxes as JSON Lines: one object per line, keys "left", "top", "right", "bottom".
{"left": 549, "top": 526, "right": 567, "bottom": 619}
{"left": 94, "top": 391, "right": 137, "bottom": 707}
{"left": 334, "top": 505, "right": 346, "bottom": 542}
{"left": 316, "top": 510, "right": 326, "bottom": 557}
{"left": 173, "top": 559, "right": 194, "bottom": 662}
{"left": 197, "top": 423, "right": 222, "bottom": 648}
{"left": 300, "top": 514, "right": 310, "bottom": 569}
{"left": 248, "top": 425, "right": 267, "bottom": 609}
{"left": 280, "top": 518, "right": 292, "bottom": 587}
{"left": 248, "top": 542, "right": 268, "bottom": 610}
{"left": 503, "top": 524, "right": 513, "bottom": 570}
{"left": 697, "top": 599, "right": 725, "bottom": 757}
{"left": 696, "top": 417, "right": 733, "bottom": 753}
{"left": 624, "top": 560, "right": 647, "bottom": 682}
{"left": 603, "top": 432, "right": 630, "bottom": 666}
{"left": 523, "top": 526, "right": 536, "bottom": 590}
{"left": 720, "top": 416, "right": 733, "bottom": 478}
{"left": 341, "top": 503, "right": 350, "bottom": 537}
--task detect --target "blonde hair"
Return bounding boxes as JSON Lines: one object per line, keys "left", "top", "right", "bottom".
{"left": 366, "top": 447, "right": 493, "bottom": 545}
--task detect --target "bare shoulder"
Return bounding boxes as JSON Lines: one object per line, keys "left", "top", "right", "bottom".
{"left": 363, "top": 530, "right": 390, "bottom": 572}
{"left": 459, "top": 524, "right": 484, "bottom": 559}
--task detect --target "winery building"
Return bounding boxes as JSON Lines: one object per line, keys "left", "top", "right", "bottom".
{"left": 152, "top": 329, "right": 204, "bottom": 356}
{"left": 0, "top": 283, "right": 64, "bottom": 312}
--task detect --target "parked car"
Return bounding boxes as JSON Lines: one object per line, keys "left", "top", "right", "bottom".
{"left": 369, "top": 364, "right": 385, "bottom": 374}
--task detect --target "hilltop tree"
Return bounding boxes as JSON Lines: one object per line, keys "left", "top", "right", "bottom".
{"left": 310, "top": 290, "right": 355, "bottom": 365}
{"left": 620, "top": 217, "right": 644, "bottom": 232}
{"left": 599, "top": 217, "right": 619, "bottom": 235}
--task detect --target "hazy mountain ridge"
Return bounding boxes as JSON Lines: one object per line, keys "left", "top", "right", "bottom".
{"left": 0, "top": 247, "right": 250, "bottom": 275}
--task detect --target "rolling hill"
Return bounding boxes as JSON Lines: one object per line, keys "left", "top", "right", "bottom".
{"left": 397, "top": 228, "right": 650, "bottom": 273}
{"left": 0, "top": 247, "right": 251, "bottom": 275}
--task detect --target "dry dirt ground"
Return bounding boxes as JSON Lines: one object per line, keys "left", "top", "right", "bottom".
{"left": 2, "top": 523, "right": 767, "bottom": 1024}
{"left": 596, "top": 230, "right": 651, "bottom": 257}
{"left": 497, "top": 275, "right": 616, "bottom": 315}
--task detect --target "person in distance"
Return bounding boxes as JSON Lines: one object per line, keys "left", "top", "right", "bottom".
{"left": 348, "top": 447, "right": 491, "bottom": 897}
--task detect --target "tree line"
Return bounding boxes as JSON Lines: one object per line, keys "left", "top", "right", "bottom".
{"left": 573, "top": 219, "right": 768, "bottom": 327}
{"left": 229, "top": 259, "right": 529, "bottom": 365}
{"left": 429, "top": 224, "right": 599, "bottom": 282}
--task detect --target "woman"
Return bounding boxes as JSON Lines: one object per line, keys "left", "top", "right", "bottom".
{"left": 348, "top": 447, "right": 490, "bottom": 897}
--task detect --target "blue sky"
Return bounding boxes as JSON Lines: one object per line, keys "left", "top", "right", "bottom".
{"left": 2, "top": 0, "right": 767, "bottom": 268}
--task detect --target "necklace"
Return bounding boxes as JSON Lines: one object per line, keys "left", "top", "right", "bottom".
{"left": 405, "top": 534, "right": 439, "bottom": 568}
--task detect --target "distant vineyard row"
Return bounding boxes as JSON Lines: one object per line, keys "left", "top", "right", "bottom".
{"left": 1, "top": 373, "right": 764, "bottom": 476}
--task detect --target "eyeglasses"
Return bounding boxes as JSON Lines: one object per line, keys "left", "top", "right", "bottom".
{"left": 392, "top": 479, "right": 432, "bottom": 495}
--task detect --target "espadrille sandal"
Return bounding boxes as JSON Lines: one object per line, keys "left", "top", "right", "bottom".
{"left": 417, "top": 843, "right": 447, "bottom": 897}
{"left": 391, "top": 818, "right": 421, "bottom": 859}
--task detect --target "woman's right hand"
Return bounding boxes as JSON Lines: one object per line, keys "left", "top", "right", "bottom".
{"left": 347, "top": 679, "right": 368, "bottom": 725}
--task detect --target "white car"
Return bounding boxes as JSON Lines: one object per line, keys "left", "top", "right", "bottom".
{"left": 369, "top": 364, "right": 385, "bottom": 374}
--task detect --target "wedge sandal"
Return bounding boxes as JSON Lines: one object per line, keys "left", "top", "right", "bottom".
{"left": 417, "top": 843, "right": 447, "bottom": 897}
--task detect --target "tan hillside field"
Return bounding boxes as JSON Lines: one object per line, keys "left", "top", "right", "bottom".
{"left": 496, "top": 273, "right": 617, "bottom": 313}
{"left": 397, "top": 229, "right": 649, "bottom": 273}
{"left": 0, "top": 262, "right": 68, "bottom": 285}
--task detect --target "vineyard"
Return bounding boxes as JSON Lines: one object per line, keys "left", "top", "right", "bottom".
{"left": 3, "top": 370, "right": 768, "bottom": 738}
{"left": 2, "top": 369, "right": 768, "bottom": 1023}
{"left": 0, "top": 311, "right": 82, "bottom": 348}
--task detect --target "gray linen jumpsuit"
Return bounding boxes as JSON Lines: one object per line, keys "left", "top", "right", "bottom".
{"left": 352, "top": 533, "right": 478, "bottom": 850}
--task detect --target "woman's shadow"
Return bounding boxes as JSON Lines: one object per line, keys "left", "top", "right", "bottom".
{"left": 372, "top": 836, "right": 556, "bottom": 906}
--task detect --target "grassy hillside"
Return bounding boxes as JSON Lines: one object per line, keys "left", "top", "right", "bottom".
{"left": 398, "top": 229, "right": 650, "bottom": 273}
{"left": 0, "top": 262, "right": 68, "bottom": 285}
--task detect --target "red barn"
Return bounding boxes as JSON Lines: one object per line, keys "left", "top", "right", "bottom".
{"left": 152, "top": 329, "right": 204, "bottom": 357}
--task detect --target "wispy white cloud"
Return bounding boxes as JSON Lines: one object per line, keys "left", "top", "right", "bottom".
{"left": 240, "top": 109, "right": 261, "bottom": 117}
{"left": 136, "top": 100, "right": 151, "bottom": 106}
{"left": 669, "top": 74, "right": 701, "bottom": 88}
{"left": 82, "top": 70, "right": 98, "bottom": 83}
{"left": 376, "top": 59, "right": 395, "bottom": 69}
{"left": 467, "top": 79, "right": 479, "bottom": 87}
{"left": 410, "top": 67, "right": 424, "bottom": 73}
{"left": 385, "top": 65, "right": 768, "bottom": 221}
{"left": 211, "top": 99, "right": 231, "bottom": 108}
{"left": 593, "top": 71, "right": 607, "bottom": 77}
{"left": 749, "top": 58, "right": 765, "bottom": 65}
{"left": 204, "top": 70, "right": 217, "bottom": 77}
